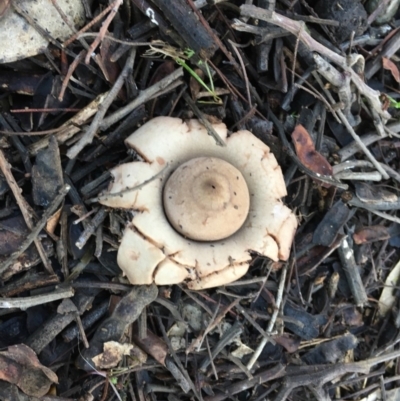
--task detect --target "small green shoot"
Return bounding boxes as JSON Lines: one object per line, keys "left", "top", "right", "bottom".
{"left": 387, "top": 95, "right": 400, "bottom": 109}
{"left": 145, "top": 42, "right": 222, "bottom": 104}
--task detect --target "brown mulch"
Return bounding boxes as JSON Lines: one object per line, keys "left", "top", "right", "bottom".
{"left": 1, "top": 0, "right": 400, "bottom": 400}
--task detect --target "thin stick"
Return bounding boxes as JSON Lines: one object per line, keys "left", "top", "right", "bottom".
{"left": 89, "top": 164, "right": 169, "bottom": 203}
{"left": 291, "top": 21, "right": 304, "bottom": 102}
{"left": 247, "top": 259, "right": 291, "bottom": 370}
{"left": 0, "top": 149, "right": 54, "bottom": 274}
{"left": 28, "top": 91, "right": 109, "bottom": 156}
{"left": 186, "top": 0, "right": 263, "bottom": 107}
{"left": 228, "top": 40, "right": 252, "bottom": 108}
{"left": 0, "top": 287, "right": 74, "bottom": 309}
{"left": 77, "top": 33, "right": 153, "bottom": 46}
{"left": 67, "top": 48, "right": 136, "bottom": 159}
{"left": 338, "top": 237, "right": 368, "bottom": 306}
{"left": 0, "top": 127, "right": 67, "bottom": 136}
{"left": 367, "top": 0, "right": 391, "bottom": 24}
{"left": 11, "top": 108, "right": 80, "bottom": 113}
{"left": 99, "top": 68, "right": 184, "bottom": 131}
{"left": 59, "top": 50, "right": 86, "bottom": 101}
{"left": 239, "top": 5, "right": 391, "bottom": 122}
{"left": 84, "top": 0, "right": 123, "bottom": 64}
{"left": 63, "top": 0, "right": 120, "bottom": 47}
{"left": 334, "top": 171, "right": 382, "bottom": 181}
{"left": 182, "top": 92, "right": 226, "bottom": 146}
{"left": 0, "top": 184, "right": 70, "bottom": 276}
{"left": 312, "top": 72, "right": 390, "bottom": 180}
{"left": 75, "top": 207, "right": 108, "bottom": 250}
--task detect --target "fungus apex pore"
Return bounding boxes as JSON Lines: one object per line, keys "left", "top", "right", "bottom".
{"left": 163, "top": 157, "right": 250, "bottom": 241}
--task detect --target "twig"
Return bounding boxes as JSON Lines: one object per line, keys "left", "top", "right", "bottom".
{"left": 89, "top": 164, "right": 169, "bottom": 204}
{"left": 228, "top": 40, "right": 252, "bottom": 108}
{"left": 284, "top": 11, "right": 340, "bottom": 26}
{"left": 78, "top": 33, "right": 153, "bottom": 46}
{"left": 281, "top": 66, "right": 314, "bottom": 111}
{"left": 239, "top": 5, "right": 391, "bottom": 122}
{"left": 332, "top": 160, "right": 376, "bottom": 173}
{"left": 338, "top": 121, "right": 400, "bottom": 161}
{"left": 380, "top": 163, "right": 400, "bottom": 184}
{"left": 279, "top": 349, "right": 400, "bottom": 401}
{"left": 144, "top": 80, "right": 184, "bottom": 103}
{"left": 99, "top": 67, "right": 184, "bottom": 131}
{"left": 247, "top": 258, "right": 291, "bottom": 370}
{"left": 11, "top": 108, "right": 80, "bottom": 113}
{"left": 368, "top": 0, "right": 392, "bottom": 24}
{"left": 50, "top": 0, "right": 97, "bottom": 72}
{"left": 28, "top": 91, "right": 109, "bottom": 156}
{"left": 67, "top": 48, "right": 137, "bottom": 159}
{"left": 0, "top": 127, "right": 67, "bottom": 136}
{"left": 348, "top": 196, "right": 400, "bottom": 211}
{"left": 0, "top": 184, "right": 70, "bottom": 276}
{"left": 155, "top": 313, "right": 200, "bottom": 398}
{"left": 334, "top": 171, "right": 382, "bottom": 181}
{"left": 348, "top": 199, "right": 400, "bottom": 224}
{"left": 338, "top": 237, "right": 368, "bottom": 307}
{"left": 0, "top": 287, "right": 74, "bottom": 309}
{"left": 203, "top": 364, "right": 286, "bottom": 401}
{"left": 365, "top": 29, "right": 400, "bottom": 79}
{"left": 294, "top": 82, "right": 340, "bottom": 121}
{"left": 0, "top": 149, "right": 54, "bottom": 274}
{"left": 366, "top": 210, "right": 400, "bottom": 224}
{"left": 182, "top": 92, "right": 226, "bottom": 146}
{"left": 199, "top": 320, "right": 243, "bottom": 371}
{"left": 84, "top": 0, "right": 123, "bottom": 64}
{"left": 186, "top": 0, "right": 263, "bottom": 107}
{"left": 312, "top": 72, "right": 390, "bottom": 180}
{"left": 192, "top": 298, "right": 240, "bottom": 352}
{"left": 313, "top": 54, "right": 359, "bottom": 126}
{"left": 63, "top": 0, "right": 120, "bottom": 47}
{"left": 235, "top": 303, "right": 276, "bottom": 344}
{"left": 59, "top": 50, "right": 86, "bottom": 101}
{"left": 75, "top": 207, "right": 108, "bottom": 250}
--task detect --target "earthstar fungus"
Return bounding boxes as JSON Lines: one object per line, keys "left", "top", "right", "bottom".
{"left": 99, "top": 117, "right": 297, "bottom": 289}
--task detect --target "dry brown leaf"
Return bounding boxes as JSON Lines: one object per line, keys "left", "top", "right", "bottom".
{"left": 92, "top": 341, "right": 147, "bottom": 369}
{"left": 291, "top": 124, "right": 333, "bottom": 186}
{"left": 190, "top": 68, "right": 205, "bottom": 99}
{"left": 353, "top": 225, "right": 391, "bottom": 244}
{"left": 379, "top": 259, "right": 400, "bottom": 317}
{"left": 231, "top": 340, "right": 254, "bottom": 358}
{"left": 274, "top": 334, "right": 301, "bottom": 353}
{"left": 132, "top": 328, "right": 168, "bottom": 366}
{"left": 46, "top": 206, "right": 62, "bottom": 235}
{"left": 0, "top": 216, "right": 28, "bottom": 255}
{"left": 148, "top": 60, "right": 175, "bottom": 86}
{"left": 383, "top": 57, "right": 400, "bottom": 83}
{"left": 98, "top": 37, "right": 120, "bottom": 84}
{"left": 0, "top": 344, "right": 58, "bottom": 397}
{"left": 341, "top": 306, "right": 363, "bottom": 327}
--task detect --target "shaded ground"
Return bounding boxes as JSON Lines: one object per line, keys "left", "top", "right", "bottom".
{"left": 0, "top": 0, "right": 400, "bottom": 400}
